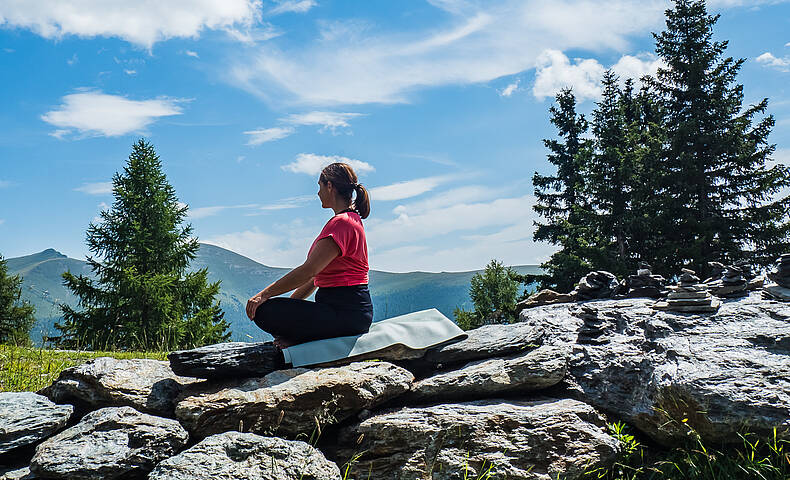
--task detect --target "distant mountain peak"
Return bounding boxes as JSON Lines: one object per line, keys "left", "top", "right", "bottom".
{"left": 40, "top": 248, "right": 66, "bottom": 259}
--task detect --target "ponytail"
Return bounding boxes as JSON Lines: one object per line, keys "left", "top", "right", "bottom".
{"left": 353, "top": 183, "right": 370, "bottom": 219}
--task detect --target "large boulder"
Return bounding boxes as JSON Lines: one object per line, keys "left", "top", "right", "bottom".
{"left": 176, "top": 361, "right": 413, "bottom": 439}
{"left": 168, "top": 342, "right": 282, "bottom": 379}
{"left": 519, "top": 293, "right": 790, "bottom": 445}
{"left": 334, "top": 398, "right": 620, "bottom": 480}
{"left": 29, "top": 406, "right": 189, "bottom": 480}
{"left": 408, "top": 345, "right": 568, "bottom": 402}
{"left": 40, "top": 357, "right": 200, "bottom": 418}
{"left": 0, "top": 392, "right": 72, "bottom": 455}
{"left": 148, "top": 431, "right": 341, "bottom": 480}
{"left": 421, "top": 322, "right": 544, "bottom": 366}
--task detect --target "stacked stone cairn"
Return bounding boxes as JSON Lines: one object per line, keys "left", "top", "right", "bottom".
{"left": 653, "top": 268, "right": 721, "bottom": 313}
{"left": 612, "top": 263, "right": 667, "bottom": 299}
{"left": 764, "top": 254, "right": 790, "bottom": 301}
{"left": 574, "top": 271, "right": 619, "bottom": 301}
{"left": 708, "top": 265, "right": 749, "bottom": 298}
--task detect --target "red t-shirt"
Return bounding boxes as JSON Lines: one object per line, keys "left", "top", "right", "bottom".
{"left": 308, "top": 211, "right": 369, "bottom": 288}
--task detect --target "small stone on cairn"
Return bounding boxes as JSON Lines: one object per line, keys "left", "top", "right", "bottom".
{"left": 703, "top": 262, "right": 727, "bottom": 284}
{"left": 613, "top": 262, "right": 667, "bottom": 299}
{"left": 708, "top": 265, "right": 748, "bottom": 298}
{"left": 576, "top": 305, "right": 610, "bottom": 344}
{"left": 653, "top": 268, "right": 720, "bottom": 313}
{"left": 764, "top": 254, "right": 790, "bottom": 301}
{"left": 574, "top": 271, "right": 619, "bottom": 301}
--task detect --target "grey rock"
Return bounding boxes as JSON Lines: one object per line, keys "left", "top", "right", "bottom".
{"left": 409, "top": 345, "right": 568, "bottom": 402}
{"left": 764, "top": 284, "right": 790, "bottom": 301}
{"left": 0, "top": 467, "right": 35, "bottom": 480}
{"left": 40, "top": 357, "right": 200, "bottom": 417}
{"left": 168, "top": 342, "right": 282, "bottom": 379}
{"left": 148, "top": 431, "right": 340, "bottom": 480}
{"left": 29, "top": 406, "right": 188, "bottom": 480}
{"left": 176, "top": 361, "right": 413, "bottom": 439}
{"left": 519, "top": 293, "right": 790, "bottom": 445}
{"left": 422, "top": 322, "right": 544, "bottom": 366}
{"left": 335, "top": 398, "right": 620, "bottom": 480}
{"left": 0, "top": 392, "right": 72, "bottom": 455}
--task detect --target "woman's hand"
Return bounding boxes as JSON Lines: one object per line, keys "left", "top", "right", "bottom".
{"left": 246, "top": 291, "right": 269, "bottom": 320}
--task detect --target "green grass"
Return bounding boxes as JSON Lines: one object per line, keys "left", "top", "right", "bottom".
{"left": 0, "top": 344, "right": 167, "bottom": 392}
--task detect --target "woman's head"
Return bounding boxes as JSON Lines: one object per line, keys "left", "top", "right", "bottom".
{"left": 318, "top": 162, "right": 371, "bottom": 219}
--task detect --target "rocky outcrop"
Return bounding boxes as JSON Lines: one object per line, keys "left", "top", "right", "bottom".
{"left": 422, "top": 322, "right": 544, "bottom": 366}
{"left": 409, "top": 344, "right": 568, "bottom": 402}
{"left": 335, "top": 398, "right": 620, "bottom": 480}
{"left": 168, "top": 342, "right": 282, "bottom": 379}
{"left": 41, "top": 357, "right": 200, "bottom": 417}
{"left": 175, "top": 361, "right": 413, "bottom": 439}
{"left": 520, "top": 292, "right": 790, "bottom": 445}
{"left": 29, "top": 406, "right": 189, "bottom": 480}
{"left": 0, "top": 392, "right": 72, "bottom": 455}
{"left": 148, "top": 431, "right": 341, "bottom": 480}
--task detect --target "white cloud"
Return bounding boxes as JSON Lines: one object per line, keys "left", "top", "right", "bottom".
{"left": 283, "top": 111, "right": 364, "bottom": 133}
{"left": 0, "top": 219, "right": 4, "bottom": 226}
{"left": 757, "top": 52, "right": 790, "bottom": 72}
{"left": 185, "top": 50, "right": 200, "bottom": 58}
{"left": 499, "top": 80, "right": 519, "bottom": 97}
{"left": 124, "top": 69, "right": 137, "bottom": 75}
{"left": 0, "top": 0, "right": 263, "bottom": 48}
{"left": 244, "top": 126, "right": 295, "bottom": 145}
{"left": 42, "top": 90, "right": 184, "bottom": 138}
{"left": 369, "top": 175, "right": 457, "bottom": 202}
{"left": 282, "top": 153, "right": 374, "bottom": 176}
{"left": 269, "top": 0, "right": 317, "bottom": 15}
{"left": 203, "top": 219, "right": 316, "bottom": 267}
{"left": 74, "top": 182, "right": 113, "bottom": 195}
{"left": 228, "top": 0, "right": 669, "bottom": 105}
{"left": 67, "top": 53, "right": 78, "bottom": 65}
{"left": 257, "top": 195, "right": 314, "bottom": 211}
{"left": 786, "top": 42, "right": 790, "bottom": 47}
{"left": 533, "top": 50, "right": 663, "bottom": 102}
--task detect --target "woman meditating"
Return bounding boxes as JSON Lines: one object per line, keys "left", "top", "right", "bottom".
{"left": 245, "top": 162, "right": 373, "bottom": 349}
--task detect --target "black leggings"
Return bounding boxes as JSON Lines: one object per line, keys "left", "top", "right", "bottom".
{"left": 253, "top": 284, "right": 373, "bottom": 344}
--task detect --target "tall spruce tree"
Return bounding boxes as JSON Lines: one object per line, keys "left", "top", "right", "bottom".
{"left": 0, "top": 255, "right": 35, "bottom": 345}
{"left": 58, "top": 140, "right": 229, "bottom": 351}
{"left": 646, "top": 0, "right": 790, "bottom": 275}
{"left": 530, "top": 89, "right": 595, "bottom": 292}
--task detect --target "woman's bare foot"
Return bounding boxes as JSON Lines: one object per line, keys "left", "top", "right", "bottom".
{"left": 272, "top": 337, "right": 297, "bottom": 349}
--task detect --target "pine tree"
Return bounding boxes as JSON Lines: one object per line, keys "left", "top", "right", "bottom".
{"left": 530, "top": 89, "right": 595, "bottom": 292}
{"left": 57, "top": 140, "right": 230, "bottom": 351}
{"left": 453, "top": 259, "right": 519, "bottom": 330}
{"left": 646, "top": 0, "right": 790, "bottom": 275}
{"left": 0, "top": 255, "right": 35, "bottom": 345}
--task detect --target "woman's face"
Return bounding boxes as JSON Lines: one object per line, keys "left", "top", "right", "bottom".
{"left": 317, "top": 179, "right": 331, "bottom": 208}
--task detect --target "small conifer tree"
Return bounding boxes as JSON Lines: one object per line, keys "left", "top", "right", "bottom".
{"left": 57, "top": 140, "right": 229, "bottom": 351}
{"left": 0, "top": 255, "right": 35, "bottom": 345}
{"left": 453, "top": 259, "right": 519, "bottom": 330}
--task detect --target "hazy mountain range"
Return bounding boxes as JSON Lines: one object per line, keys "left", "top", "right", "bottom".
{"left": 6, "top": 244, "right": 540, "bottom": 344}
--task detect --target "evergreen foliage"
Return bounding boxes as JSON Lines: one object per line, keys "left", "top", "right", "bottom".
{"left": 453, "top": 259, "right": 519, "bottom": 330}
{"left": 57, "top": 140, "right": 230, "bottom": 351}
{"left": 531, "top": 0, "right": 790, "bottom": 290}
{"left": 645, "top": 0, "right": 790, "bottom": 277}
{"left": 0, "top": 255, "right": 35, "bottom": 345}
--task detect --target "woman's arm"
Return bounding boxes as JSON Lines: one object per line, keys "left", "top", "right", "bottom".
{"left": 291, "top": 277, "right": 317, "bottom": 300}
{"left": 246, "top": 238, "right": 340, "bottom": 319}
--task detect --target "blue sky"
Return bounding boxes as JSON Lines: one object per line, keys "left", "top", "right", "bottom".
{"left": 1, "top": 0, "right": 789, "bottom": 272}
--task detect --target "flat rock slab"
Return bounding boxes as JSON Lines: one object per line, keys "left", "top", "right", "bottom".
{"left": 148, "top": 431, "right": 341, "bottom": 480}
{"left": 409, "top": 345, "right": 569, "bottom": 403}
{"left": 176, "top": 361, "right": 413, "bottom": 439}
{"left": 335, "top": 398, "right": 619, "bottom": 480}
{"left": 0, "top": 392, "right": 72, "bottom": 455}
{"left": 30, "top": 406, "right": 189, "bottom": 480}
{"left": 168, "top": 342, "right": 282, "bottom": 379}
{"left": 422, "top": 322, "right": 544, "bottom": 366}
{"left": 0, "top": 468, "right": 34, "bottom": 480}
{"left": 519, "top": 293, "right": 790, "bottom": 445}
{"left": 41, "top": 357, "right": 200, "bottom": 418}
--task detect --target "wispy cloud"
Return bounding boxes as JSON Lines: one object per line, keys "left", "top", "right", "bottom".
{"left": 269, "top": 0, "right": 317, "bottom": 15}
{"left": 74, "top": 182, "right": 113, "bottom": 195}
{"left": 257, "top": 195, "right": 314, "bottom": 211}
{"left": 42, "top": 90, "right": 184, "bottom": 138}
{"left": 188, "top": 204, "right": 258, "bottom": 219}
{"left": 757, "top": 52, "right": 790, "bottom": 72}
{"left": 0, "top": 0, "right": 263, "bottom": 48}
{"left": 0, "top": 219, "right": 4, "bottom": 226}
{"left": 244, "top": 126, "right": 295, "bottom": 145}
{"left": 124, "top": 69, "right": 137, "bottom": 75}
{"left": 369, "top": 175, "right": 458, "bottom": 201}
{"left": 499, "top": 79, "right": 519, "bottom": 97}
{"left": 185, "top": 50, "right": 199, "bottom": 58}
{"left": 282, "top": 153, "right": 375, "bottom": 176}
{"left": 67, "top": 53, "right": 78, "bottom": 66}
{"left": 283, "top": 111, "right": 364, "bottom": 133}
{"left": 0, "top": 180, "right": 10, "bottom": 188}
